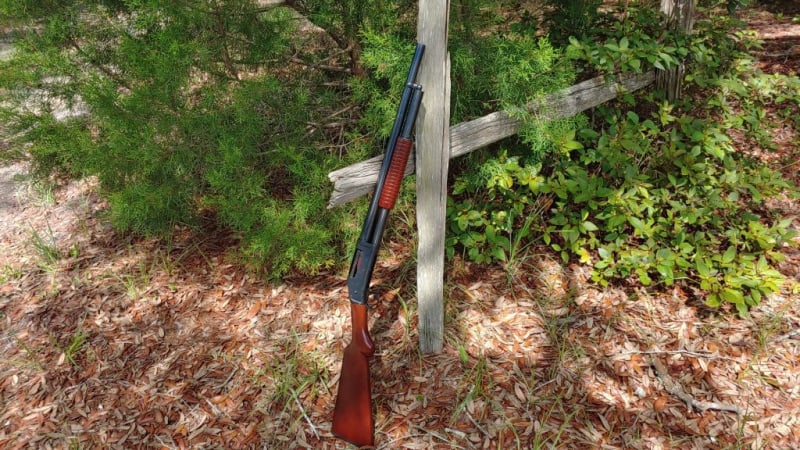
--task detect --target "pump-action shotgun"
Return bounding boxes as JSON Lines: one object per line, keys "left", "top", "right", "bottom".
{"left": 332, "top": 43, "right": 424, "bottom": 447}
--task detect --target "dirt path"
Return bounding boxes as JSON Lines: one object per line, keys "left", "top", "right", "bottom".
{"left": 747, "top": 4, "right": 800, "bottom": 75}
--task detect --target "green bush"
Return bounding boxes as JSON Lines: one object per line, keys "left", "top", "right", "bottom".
{"left": 549, "top": 106, "right": 793, "bottom": 314}
{"left": 0, "top": 1, "right": 352, "bottom": 278}
{"left": 446, "top": 7, "right": 798, "bottom": 314}
{"left": 564, "top": 6, "right": 687, "bottom": 75}
{"left": 1, "top": 0, "right": 581, "bottom": 279}
{"left": 543, "top": 0, "right": 605, "bottom": 46}
{"left": 449, "top": 101, "right": 795, "bottom": 315}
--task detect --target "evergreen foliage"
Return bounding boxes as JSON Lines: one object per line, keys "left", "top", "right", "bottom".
{"left": 1, "top": 1, "right": 347, "bottom": 277}
{"left": 1, "top": 0, "right": 578, "bottom": 279}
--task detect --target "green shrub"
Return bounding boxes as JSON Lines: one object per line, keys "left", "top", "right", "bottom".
{"left": 449, "top": 99, "right": 795, "bottom": 315}
{"left": 547, "top": 106, "right": 793, "bottom": 315}
{"left": 446, "top": 7, "right": 798, "bottom": 314}
{"left": 0, "top": 1, "right": 352, "bottom": 278}
{"left": 564, "top": 6, "right": 687, "bottom": 75}
{"left": 447, "top": 151, "right": 544, "bottom": 264}
{"left": 543, "top": 0, "right": 605, "bottom": 46}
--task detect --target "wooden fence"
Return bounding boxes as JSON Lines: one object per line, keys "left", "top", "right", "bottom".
{"left": 327, "top": 70, "right": 655, "bottom": 208}
{"left": 329, "top": 0, "right": 691, "bottom": 354}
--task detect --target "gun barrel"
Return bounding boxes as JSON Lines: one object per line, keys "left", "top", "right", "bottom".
{"left": 347, "top": 45, "right": 425, "bottom": 305}
{"left": 357, "top": 44, "right": 425, "bottom": 244}
{"left": 400, "top": 86, "right": 423, "bottom": 139}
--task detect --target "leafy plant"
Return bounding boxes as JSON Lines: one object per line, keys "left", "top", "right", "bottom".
{"left": 447, "top": 151, "right": 545, "bottom": 265}
{"left": 447, "top": 8, "right": 798, "bottom": 315}
{"left": 450, "top": 99, "right": 795, "bottom": 314}
{"left": 543, "top": 0, "right": 605, "bottom": 46}
{"left": 564, "top": 7, "right": 687, "bottom": 75}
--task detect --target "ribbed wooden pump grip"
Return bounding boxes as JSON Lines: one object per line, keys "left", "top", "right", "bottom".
{"left": 378, "top": 137, "right": 412, "bottom": 209}
{"left": 378, "top": 87, "right": 423, "bottom": 210}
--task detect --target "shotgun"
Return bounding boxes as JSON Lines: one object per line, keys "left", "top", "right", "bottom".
{"left": 332, "top": 43, "right": 425, "bottom": 447}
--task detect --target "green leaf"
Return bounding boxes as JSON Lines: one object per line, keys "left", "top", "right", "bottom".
{"left": 696, "top": 258, "right": 710, "bottom": 277}
{"left": 722, "top": 246, "right": 736, "bottom": 264}
{"left": 705, "top": 294, "right": 721, "bottom": 308}
{"left": 578, "top": 248, "right": 591, "bottom": 264}
{"left": 656, "top": 264, "right": 672, "bottom": 277}
{"left": 637, "top": 268, "right": 652, "bottom": 286}
{"left": 720, "top": 288, "right": 744, "bottom": 305}
{"left": 563, "top": 140, "right": 584, "bottom": 151}
{"left": 491, "top": 246, "right": 507, "bottom": 262}
{"left": 750, "top": 289, "right": 762, "bottom": 305}
{"left": 756, "top": 256, "right": 768, "bottom": 272}
{"left": 608, "top": 215, "right": 627, "bottom": 229}
{"left": 656, "top": 248, "right": 674, "bottom": 261}
{"left": 628, "top": 216, "right": 645, "bottom": 233}
{"left": 736, "top": 301, "right": 749, "bottom": 317}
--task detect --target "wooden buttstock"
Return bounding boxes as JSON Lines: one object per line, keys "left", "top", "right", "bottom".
{"left": 332, "top": 303, "right": 375, "bottom": 447}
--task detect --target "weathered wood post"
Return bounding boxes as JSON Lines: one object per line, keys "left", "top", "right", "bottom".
{"left": 416, "top": 0, "right": 451, "bottom": 354}
{"left": 657, "top": 0, "right": 695, "bottom": 101}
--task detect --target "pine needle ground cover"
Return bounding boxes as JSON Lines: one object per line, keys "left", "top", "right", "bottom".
{"left": 0, "top": 157, "right": 798, "bottom": 448}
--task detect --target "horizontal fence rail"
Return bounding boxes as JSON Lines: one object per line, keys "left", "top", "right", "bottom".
{"left": 327, "top": 70, "right": 655, "bottom": 208}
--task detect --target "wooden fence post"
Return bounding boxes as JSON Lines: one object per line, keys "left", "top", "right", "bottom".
{"left": 416, "top": 0, "right": 450, "bottom": 354}
{"left": 657, "top": 0, "right": 695, "bottom": 101}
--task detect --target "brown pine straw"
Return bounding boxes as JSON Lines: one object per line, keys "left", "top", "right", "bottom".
{"left": 2, "top": 155, "right": 799, "bottom": 449}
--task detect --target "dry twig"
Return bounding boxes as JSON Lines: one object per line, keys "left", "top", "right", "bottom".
{"left": 770, "top": 328, "right": 800, "bottom": 344}
{"left": 649, "top": 355, "right": 742, "bottom": 415}
{"left": 615, "top": 349, "right": 741, "bottom": 363}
